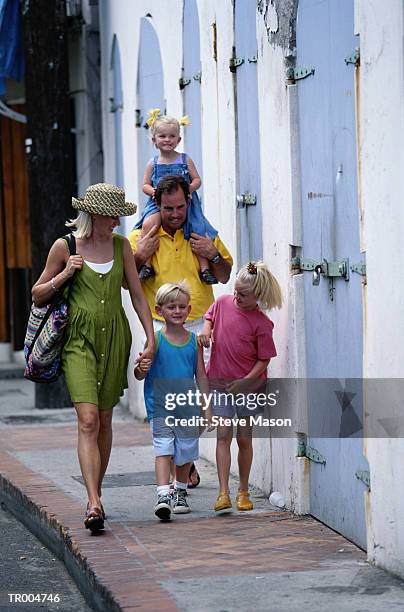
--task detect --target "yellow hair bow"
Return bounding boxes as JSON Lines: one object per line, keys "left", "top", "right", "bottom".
{"left": 146, "top": 108, "right": 161, "bottom": 127}
{"left": 179, "top": 115, "right": 190, "bottom": 126}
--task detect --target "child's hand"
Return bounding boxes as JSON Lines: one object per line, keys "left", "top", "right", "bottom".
{"left": 199, "top": 407, "right": 215, "bottom": 433}
{"left": 197, "top": 332, "right": 211, "bottom": 348}
{"left": 205, "top": 407, "right": 215, "bottom": 432}
{"left": 134, "top": 358, "right": 152, "bottom": 375}
{"left": 151, "top": 188, "right": 156, "bottom": 200}
{"left": 138, "top": 345, "right": 154, "bottom": 363}
{"left": 226, "top": 379, "right": 249, "bottom": 395}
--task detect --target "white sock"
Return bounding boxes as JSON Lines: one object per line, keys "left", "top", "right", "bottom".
{"left": 157, "top": 485, "right": 170, "bottom": 497}
{"left": 174, "top": 480, "right": 187, "bottom": 490}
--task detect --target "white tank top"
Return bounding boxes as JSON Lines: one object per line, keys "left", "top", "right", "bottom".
{"left": 84, "top": 259, "right": 114, "bottom": 273}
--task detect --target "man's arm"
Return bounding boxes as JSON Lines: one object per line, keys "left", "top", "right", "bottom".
{"left": 189, "top": 233, "right": 232, "bottom": 284}
{"left": 128, "top": 226, "right": 160, "bottom": 271}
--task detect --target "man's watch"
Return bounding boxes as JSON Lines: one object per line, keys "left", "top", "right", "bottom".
{"left": 210, "top": 252, "right": 222, "bottom": 265}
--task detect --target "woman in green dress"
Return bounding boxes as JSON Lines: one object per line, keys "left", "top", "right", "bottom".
{"left": 32, "top": 183, "right": 155, "bottom": 532}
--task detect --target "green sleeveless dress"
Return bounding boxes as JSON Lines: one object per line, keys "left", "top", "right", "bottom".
{"left": 62, "top": 234, "right": 132, "bottom": 410}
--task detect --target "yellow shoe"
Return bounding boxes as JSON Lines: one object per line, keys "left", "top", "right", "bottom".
{"left": 236, "top": 490, "right": 253, "bottom": 511}
{"left": 214, "top": 491, "right": 232, "bottom": 512}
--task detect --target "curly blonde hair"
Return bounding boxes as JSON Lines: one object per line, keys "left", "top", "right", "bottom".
{"left": 150, "top": 115, "right": 180, "bottom": 138}
{"left": 236, "top": 261, "right": 282, "bottom": 311}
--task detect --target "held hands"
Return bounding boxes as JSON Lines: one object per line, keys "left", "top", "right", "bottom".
{"left": 137, "top": 344, "right": 155, "bottom": 364}
{"left": 135, "top": 357, "right": 152, "bottom": 374}
{"left": 134, "top": 348, "right": 154, "bottom": 379}
{"left": 65, "top": 255, "right": 83, "bottom": 277}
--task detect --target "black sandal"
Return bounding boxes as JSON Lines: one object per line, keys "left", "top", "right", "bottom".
{"left": 84, "top": 505, "right": 104, "bottom": 532}
{"left": 139, "top": 264, "right": 155, "bottom": 281}
{"left": 187, "top": 463, "right": 201, "bottom": 488}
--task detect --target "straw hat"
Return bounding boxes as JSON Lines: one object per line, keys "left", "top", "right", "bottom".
{"left": 72, "top": 183, "right": 137, "bottom": 216}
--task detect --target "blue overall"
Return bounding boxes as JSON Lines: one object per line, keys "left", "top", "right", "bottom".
{"left": 134, "top": 153, "right": 218, "bottom": 240}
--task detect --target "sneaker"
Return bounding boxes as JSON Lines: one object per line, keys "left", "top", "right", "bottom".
{"left": 172, "top": 488, "right": 190, "bottom": 514}
{"left": 139, "top": 264, "right": 155, "bottom": 281}
{"left": 199, "top": 269, "right": 218, "bottom": 285}
{"left": 154, "top": 494, "right": 171, "bottom": 520}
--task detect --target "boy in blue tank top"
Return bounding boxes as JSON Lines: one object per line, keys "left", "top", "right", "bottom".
{"left": 135, "top": 282, "right": 212, "bottom": 520}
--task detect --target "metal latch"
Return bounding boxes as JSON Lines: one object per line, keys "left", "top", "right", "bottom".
{"left": 135, "top": 109, "right": 142, "bottom": 127}
{"left": 229, "top": 57, "right": 245, "bottom": 72}
{"left": 297, "top": 441, "right": 326, "bottom": 464}
{"left": 291, "top": 257, "right": 349, "bottom": 301}
{"left": 179, "top": 76, "right": 191, "bottom": 89}
{"left": 236, "top": 193, "right": 257, "bottom": 208}
{"left": 345, "top": 48, "right": 360, "bottom": 66}
{"left": 286, "top": 66, "right": 315, "bottom": 82}
{"left": 291, "top": 257, "right": 349, "bottom": 279}
{"left": 248, "top": 55, "right": 258, "bottom": 63}
{"left": 355, "top": 469, "right": 370, "bottom": 489}
{"left": 193, "top": 72, "right": 202, "bottom": 82}
{"left": 110, "top": 98, "right": 123, "bottom": 113}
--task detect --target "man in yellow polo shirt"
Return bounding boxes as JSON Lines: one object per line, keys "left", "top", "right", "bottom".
{"left": 129, "top": 175, "right": 233, "bottom": 331}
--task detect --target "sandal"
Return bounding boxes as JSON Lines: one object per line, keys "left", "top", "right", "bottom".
{"left": 84, "top": 505, "right": 104, "bottom": 532}
{"left": 187, "top": 463, "right": 201, "bottom": 489}
{"left": 199, "top": 269, "right": 218, "bottom": 285}
{"left": 139, "top": 264, "right": 155, "bottom": 281}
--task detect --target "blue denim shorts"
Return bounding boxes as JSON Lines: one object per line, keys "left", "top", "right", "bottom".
{"left": 150, "top": 418, "right": 199, "bottom": 466}
{"left": 212, "top": 390, "right": 264, "bottom": 418}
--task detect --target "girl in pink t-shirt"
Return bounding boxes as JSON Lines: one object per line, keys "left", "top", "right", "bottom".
{"left": 198, "top": 261, "right": 282, "bottom": 513}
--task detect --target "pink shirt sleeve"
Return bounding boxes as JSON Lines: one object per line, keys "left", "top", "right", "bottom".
{"left": 204, "top": 299, "right": 218, "bottom": 322}
{"left": 256, "top": 319, "right": 277, "bottom": 360}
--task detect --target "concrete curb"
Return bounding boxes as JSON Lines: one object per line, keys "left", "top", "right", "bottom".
{"left": 0, "top": 473, "right": 121, "bottom": 612}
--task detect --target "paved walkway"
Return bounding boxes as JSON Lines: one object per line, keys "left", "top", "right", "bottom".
{"left": 0, "top": 376, "right": 403, "bottom": 611}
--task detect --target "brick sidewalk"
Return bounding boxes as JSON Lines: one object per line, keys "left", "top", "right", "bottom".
{"left": 0, "top": 416, "right": 372, "bottom": 612}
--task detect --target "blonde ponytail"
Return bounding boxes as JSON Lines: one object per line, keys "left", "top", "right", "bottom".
{"left": 236, "top": 261, "right": 282, "bottom": 311}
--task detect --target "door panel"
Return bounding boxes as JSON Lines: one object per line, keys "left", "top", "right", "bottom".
{"left": 182, "top": 0, "right": 203, "bottom": 201}
{"left": 136, "top": 17, "right": 164, "bottom": 208}
{"left": 234, "top": 1, "right": 262, "bottom": 264}
{"left": 297, "top": 0, "right": 368, "bottom": 548}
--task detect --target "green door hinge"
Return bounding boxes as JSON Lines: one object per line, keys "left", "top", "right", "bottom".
{"left": 355, "top": 470, "right": 370, "bottom": 489}
{"left": 297, "top": 441, "right": 326, "bottom": 464}
{"left": 179, "top": 76, "right": 191, "bottom": 89}
{"left": 286, "top": 66, "right": 315, "bottom": 81}
{"left": 229, "top": 57, "right": 245, "bottom": 72}
{"left": 345, "top": 48, "right": 360, "bottom": 66}
{"left": 350, "top": 262, "right": 366, "bottom": 276}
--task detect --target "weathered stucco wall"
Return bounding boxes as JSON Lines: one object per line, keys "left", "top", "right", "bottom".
{"left": 355, "top": 0, "right": 404, "bottom": 577}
